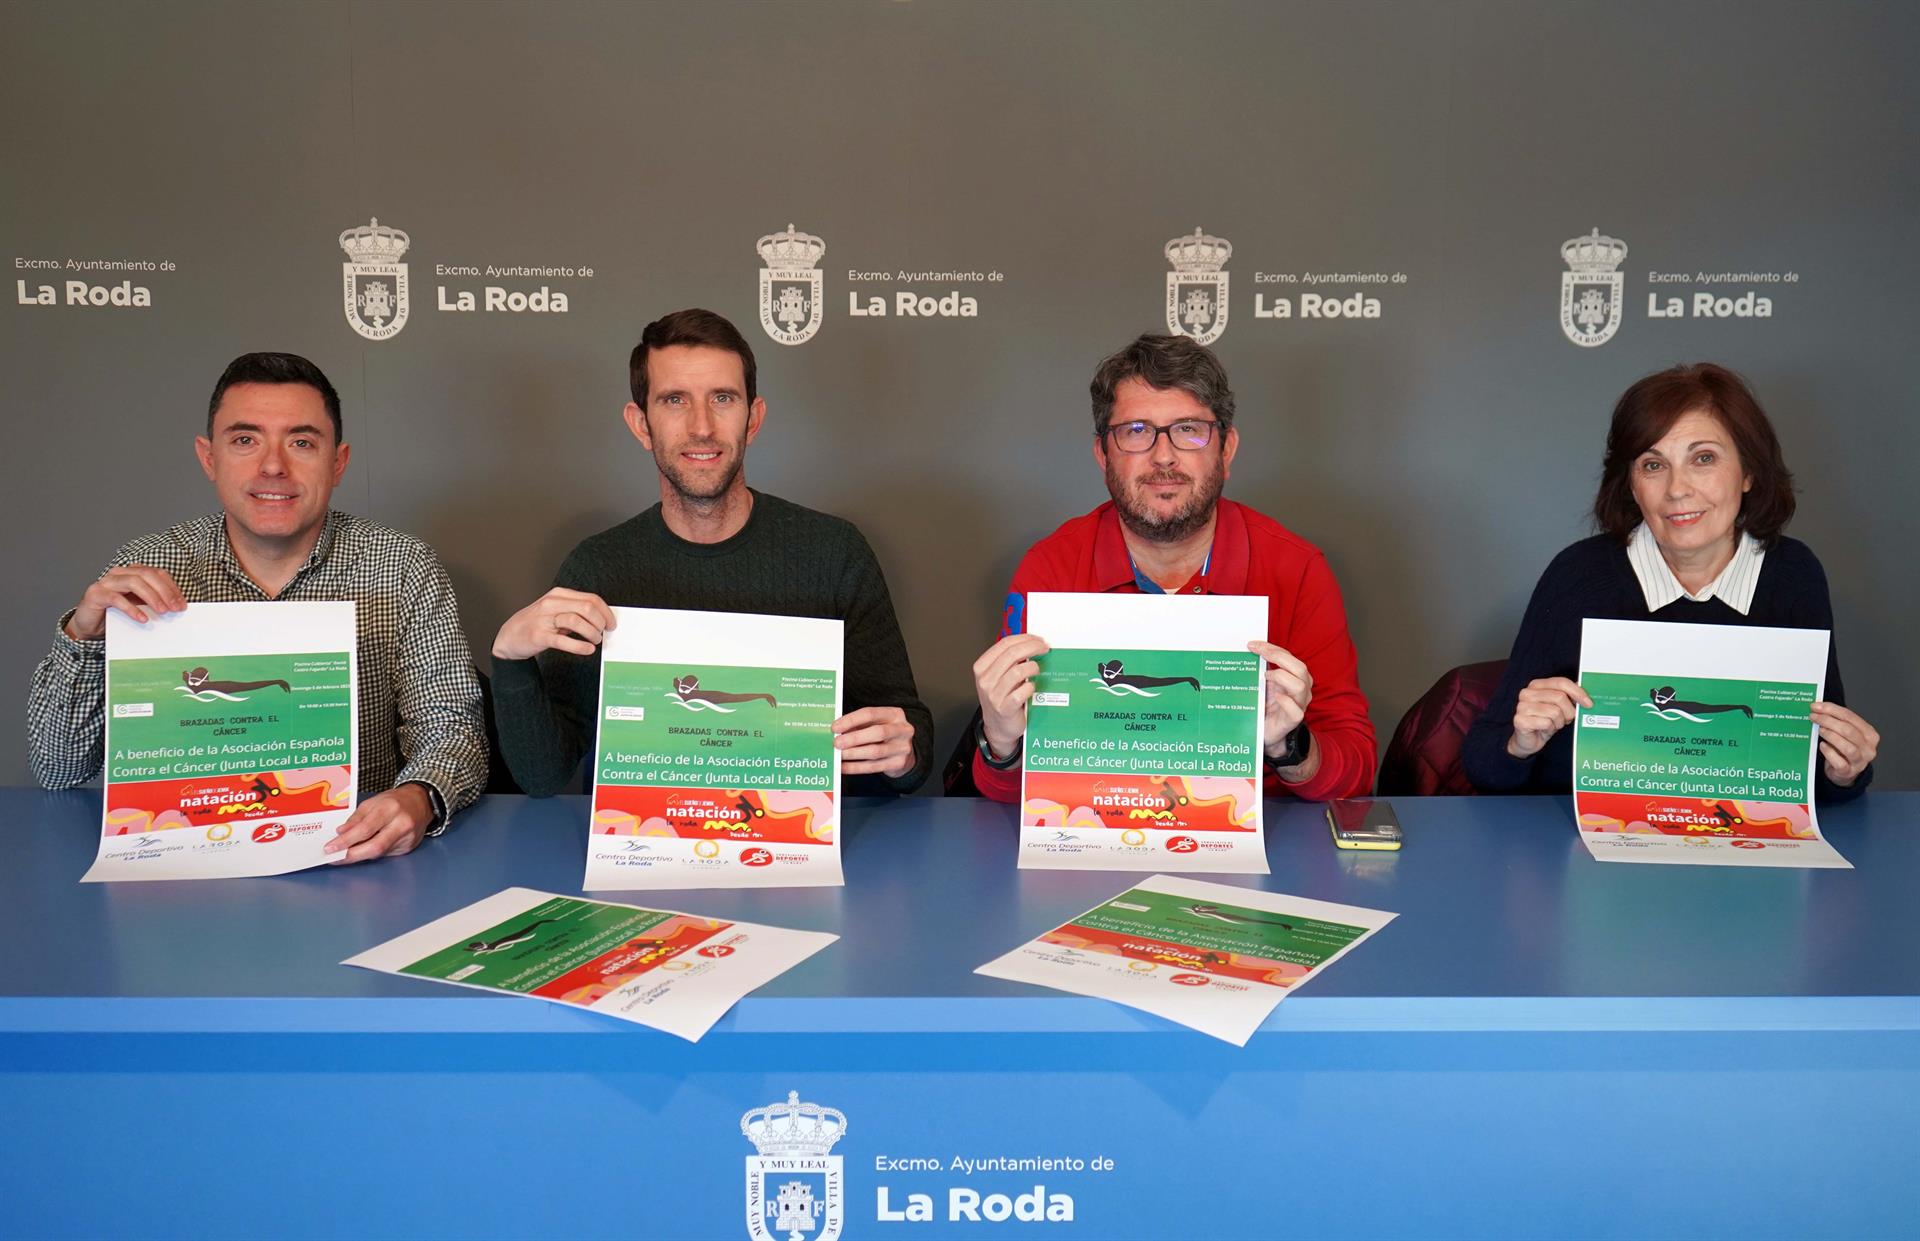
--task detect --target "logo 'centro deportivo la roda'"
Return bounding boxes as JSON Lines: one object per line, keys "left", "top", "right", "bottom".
{"left": 743, "top": 1091, "right": 846, "bottom": 1241}
{"left": 758, "top": 224, "right": 826, "bottom": 346}
{"left": 1559, "top": 227, "right": 1627, "bottom": 347}
{"left": 341, "top": 217, "right": 411, "bottom": 341}
{"left": 1165, "top": 227, "right": 1231, "bottom": 346}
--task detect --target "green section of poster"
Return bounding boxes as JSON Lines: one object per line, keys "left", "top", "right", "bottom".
{"left": 1025, "top": 647, "right": 1259, "bottom": 776}
{"left": 400, "top": 896, "right": 669, "bottom": 991}
{"left": 106, "top": 651, "right": 351, "bottom": 781}
{"left": 596, "top": 661, "right": 836, "bottom": 790}
{"left": 1072, "top": 885, "right": 1365, "bottom": 967}
{"left": 1577, "top": 670, "right": 1815, "bottom": 801}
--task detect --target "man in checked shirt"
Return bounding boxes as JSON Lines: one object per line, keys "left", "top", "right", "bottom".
{"left": 26, "top": 352, "right": 488, "bottom": 862}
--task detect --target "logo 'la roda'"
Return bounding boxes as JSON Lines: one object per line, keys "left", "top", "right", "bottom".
{"left": 758, "top": 224, "right": 826, "bottom": 346}
{"left": 1560, "top": 227, "right": 1628, "bottom": 347}
{"left": 340, "top": 218, "right": 411, "bottom": 341}
{"left": 743, "top": 1090, "right": 846, "bottom": 1241}
{"left": 1165, "top": 228, "right": 1232, "bottom": 346}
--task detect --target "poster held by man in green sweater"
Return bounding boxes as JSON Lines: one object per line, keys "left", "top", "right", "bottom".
{"left": 584, "top": 607, "right": 844, "bottom": 889}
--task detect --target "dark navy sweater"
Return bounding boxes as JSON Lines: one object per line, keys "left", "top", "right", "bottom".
{"left": 1463, "top": 534, "right": 1870, "bottom": 803}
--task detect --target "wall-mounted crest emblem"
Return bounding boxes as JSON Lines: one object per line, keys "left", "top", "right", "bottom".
{"left": 340, "top": 218, "right": 411, "bottom": 341}
{"left": 1560, "top": 228, "right": 1628, "bottom": 347}
{"left": 1165, "top": 228, "right": 1232, "bottom": 346}
{"left": 758, "top": 224, "right": 826, "bottom": 346}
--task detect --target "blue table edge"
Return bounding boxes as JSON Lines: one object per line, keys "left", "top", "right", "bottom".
{"left": 5, "top": 994, "right": 1916, "bottom": 1036}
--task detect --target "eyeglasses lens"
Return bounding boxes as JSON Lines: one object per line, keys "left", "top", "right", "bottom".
{"left": 1112, "top": 421, "right": 1214, "bottom": 452}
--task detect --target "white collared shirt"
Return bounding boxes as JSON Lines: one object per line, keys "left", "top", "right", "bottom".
{"left": 1626, "top": 522, "right": 1766, "bottom": 615}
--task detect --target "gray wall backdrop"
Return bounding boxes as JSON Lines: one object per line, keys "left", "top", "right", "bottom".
{"left": 5, "top": 0, "right": 1916, "bottom": 790}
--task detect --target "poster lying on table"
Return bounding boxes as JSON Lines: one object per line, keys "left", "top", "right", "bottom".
{"left": 343, "top": 887, "right": 835, "bottom": 1042}
{"left": 84, "top": 602, "right": 357, "bottom": 883}
{"left": 1019, "top": 592, "right": 1268, "bottom": 872}
{"left": 976, "top": 873, "right": 1395, "bottom": 1046}
{"left": 585, "top": 608, "right": 843, "bottom": 890}
{"left": 1573, "top": 618, "right": 1848, "bottom": 868}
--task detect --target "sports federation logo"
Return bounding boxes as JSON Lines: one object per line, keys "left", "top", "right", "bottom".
{"left": 757, "top": 224, "right": 826, "bottom": 346}
{"left": 340, "top": 218, "right": 411, "bottom": 341}
{"left": 1165, "top": 228, "right": 1232, "bottom": 346}
{"left": 743, "top": 1091, "right": 846, "bottom": 1241}
{"left": 1560, "top": 227, "right": 1628, "bottom": 347}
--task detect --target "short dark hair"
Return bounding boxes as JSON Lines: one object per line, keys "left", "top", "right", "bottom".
{"left": 1089, "top": 334, "right": 1235, "bottom": 435}
{"left": 1592, "top": 362, "right": 1796, "bottom": 547}
{"left": 207, "top": 352, "right": 342, "bottom": 441}
{"left": 630, "top": 308, "right": 758, "bottom": 408}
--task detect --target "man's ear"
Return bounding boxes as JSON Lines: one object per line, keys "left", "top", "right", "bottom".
{"left": 623, "top": 402, "right": 652, "bottom": 451}
{"left": 330, "top": 441, "right": 351, "bottom": 487}
{"left": 1220, "top": 425, "right": 1239, "bottom": 479}
{"left": 194, "top": 436, "right": 216, "bottom": 482}
{"left": 743, "top": 396, "right": 767, "bottom": 446}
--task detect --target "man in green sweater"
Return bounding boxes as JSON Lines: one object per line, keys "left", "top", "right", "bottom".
{"left": 489, "top": 308, "right": 933, "bottom": 796}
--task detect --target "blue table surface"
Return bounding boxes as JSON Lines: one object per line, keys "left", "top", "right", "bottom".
{"left": 5, "top": 790, "right": 1918, "bottom": 1241}
{"left": 4, "top": 787, "right": 1916, "bottom": 1028}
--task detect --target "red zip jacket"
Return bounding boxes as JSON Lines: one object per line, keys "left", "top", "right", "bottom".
{"left": 974, "top": 499, "right": 1375, "bottom": 802}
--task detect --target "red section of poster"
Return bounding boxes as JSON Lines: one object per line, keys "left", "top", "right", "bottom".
{"left": 531, "top": 915, "right": 731, "bottom": 1003}
{"left": 1041, "top": 923, "right": 1300, "bottom": 985}
{"left": 1024, "top": 771, "right": 1253, "bottom": 832}
{"left": 589, "top": 785, "right": 829, "bottom": 845}
{"left": 1574, "top": 790, "right": 1813, "bottom": 840}
{"left": 106, "top": 769, "right": 348, "bottom": 831}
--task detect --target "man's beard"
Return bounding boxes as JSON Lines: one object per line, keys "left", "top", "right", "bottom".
{"left": 1106, "top": 459, "right": 1224, "bottom": 543}
{"left": 656, "top": 442, "right": 744, "bottom": 507}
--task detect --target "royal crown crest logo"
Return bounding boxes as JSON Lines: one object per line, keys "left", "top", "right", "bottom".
{"left": 340, "top": 218, "right": 410, "bottom": 341}
{"left": 758, "top": 224, "right": 826, "bottom": 346}
{"left": 1165, "top": 228, "right": 1232, "bottom": 346}
{"left": 743, "top": 1090, "right": 846, "bottom": 1241}
{"left": 1560, "top": 227, "right": 1628, "bottom": 347}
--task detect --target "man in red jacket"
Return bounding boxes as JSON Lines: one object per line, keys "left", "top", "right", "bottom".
{"left": 970, "top": 333, "right": 1375, "bottom": 802}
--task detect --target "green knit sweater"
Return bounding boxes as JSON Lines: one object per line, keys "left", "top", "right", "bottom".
{"left": 491, "top": 490, "right": 933, "bottom": 797}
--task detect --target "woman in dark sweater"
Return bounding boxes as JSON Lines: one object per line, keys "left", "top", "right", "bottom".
{"left": 1464, "top": 363, "right": 1879, "bottom": 802}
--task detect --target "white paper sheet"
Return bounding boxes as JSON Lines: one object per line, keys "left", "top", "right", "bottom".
{"left": 85, "top": 601, "right": 358, "bottom": 882}
{"left": 1018, "top": 592, "right": 1269, "bottom": 872}
{"left": 585, "top": 607, "right": 845, "bottom": 889}
{"left": 344, "top": 887, "right": 835, "bottom": 1042}
{"left": 977, "top": 874, "right": 1395, "bottom": 1046}
{"left": 1573, "top": 618, "right": 1847, "bottom": 868}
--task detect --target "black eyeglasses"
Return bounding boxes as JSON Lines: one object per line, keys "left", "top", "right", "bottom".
{"left": 1102, "top": 418, "right": 1219, "bottom": 453}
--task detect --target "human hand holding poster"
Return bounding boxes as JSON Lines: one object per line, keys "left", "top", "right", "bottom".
{"left": 976, "top": 874, "right": 1395, "bottom": 1046}
{"left": 585, "top": 607, "right": 843, "bottom": 890}
{"left": 84, "top": 601, "right": 357, "bottom": 883}
{"left": 1574, "top": 618, "right": 1847, "bottom": 868}
{"left": 343, "top": 887, "right": 835, "bottom": 1042}
{"left": 1020, "top": 592, "right": 1267, "bottom": 872}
